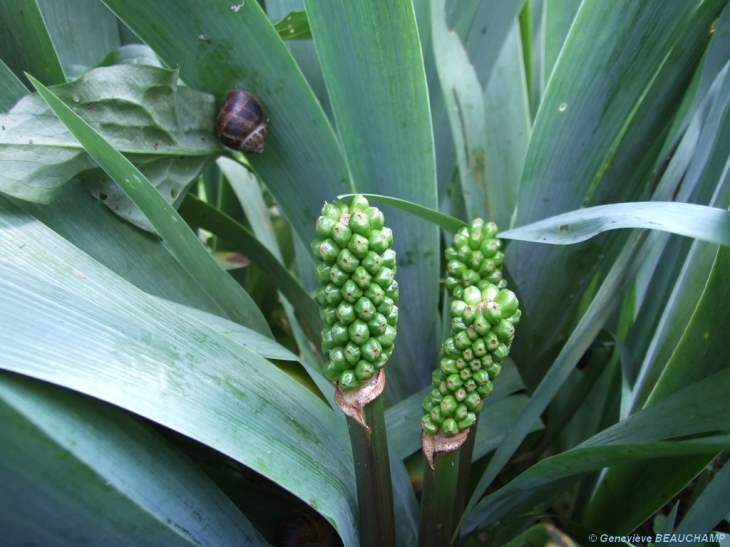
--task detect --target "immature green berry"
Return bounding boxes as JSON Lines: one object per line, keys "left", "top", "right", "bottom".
{"left": 314, "top": 196, "right": 398, "bottom": 390}
{"left": 422, "top": 219, "right": 520, "bottom": 437}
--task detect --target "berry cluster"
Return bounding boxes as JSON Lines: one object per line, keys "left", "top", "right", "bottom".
{"left": 422, "top": 219, "right": 520, "bottom": 436}
{"left": 312, "top": 196, "right": 399, "bottom": 390}
{"left": 444, "top": 219, "right": 505, "bottom": 299}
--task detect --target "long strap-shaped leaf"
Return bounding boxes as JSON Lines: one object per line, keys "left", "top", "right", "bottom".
{"left": 500, "top": 202, "right": 730, "bottom": 247}
{"left": 464, "top": 367, "right": 730, "bottom": 530}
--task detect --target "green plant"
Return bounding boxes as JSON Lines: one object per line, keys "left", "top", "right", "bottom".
{"left": 1, "top": 0, "right": 730, "bottom": 546}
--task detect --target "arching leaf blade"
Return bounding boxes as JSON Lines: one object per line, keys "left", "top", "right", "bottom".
{"left": 500, "top": 202, "right": 730, "bottom": 247}
{"left": 507, "top": 0, "right": 720, "bottom": 365}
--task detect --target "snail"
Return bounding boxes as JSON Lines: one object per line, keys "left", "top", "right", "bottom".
{"left": 216, "top": 89, "right": 268, "bottom": 154}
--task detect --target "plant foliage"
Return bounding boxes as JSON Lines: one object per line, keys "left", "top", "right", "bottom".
{"left": 1, "top": 0, "right": 729, "bottom": 545}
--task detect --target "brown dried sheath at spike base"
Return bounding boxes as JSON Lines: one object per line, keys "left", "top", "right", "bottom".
{"left": 334, "top": 368, "right": 386, "bottom": 431}
{"left": 422, "top": 429, "right": 470, "bottom": 472}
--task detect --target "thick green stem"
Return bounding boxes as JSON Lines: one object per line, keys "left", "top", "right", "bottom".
{"left": 453, "top": 426, "right": 476, "bottom": 528}
{"left": 346, "top": 396, "right": 396, "bottom": 547}
{"left": 419, "top": 447, "right": 462, "bottom": 547}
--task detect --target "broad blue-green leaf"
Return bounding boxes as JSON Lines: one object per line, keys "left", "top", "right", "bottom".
{"left": 587, "top": 3, "right": 721, "bottom": 208}
{"left": 156, "top": 299, "right": 299, "bottom": 363}
{"left": 0, "top": 0, "right": 65, "bottom": 86}
{"left": 304, "top": 0, "right": 439, "bottom": 400}
{"left": 16, "top": 182, "right": 223, "bottom": 315}
{"left": 500, "top": 202, "right": 730, "bottom": 247}
{"left": 28, "top": 74, "right": 270, "bottom": 336}
{"left": 101, "top": 0, "right": 353, "bottom": 248}
{"left": 0, "top": 372, "right": 266, "bottom": 546}
{"left": 0, "top": 196, "right": 358, "bottom": 545}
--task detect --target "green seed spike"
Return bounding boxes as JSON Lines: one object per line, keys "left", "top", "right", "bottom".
{"left": 422, "top": 219, "right": 520, "bottom": 437}
{"left": 314, "top": 196, "right": 398, "bottom": 391}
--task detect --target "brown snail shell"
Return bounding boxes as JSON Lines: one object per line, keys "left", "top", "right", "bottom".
{"left": 216, "top": 89, "right": 268, "bottom": 154}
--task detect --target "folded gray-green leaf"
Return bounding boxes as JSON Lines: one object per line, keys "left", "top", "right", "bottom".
{"left": 0, "top": 64, "right": 220, "bottom": 229}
